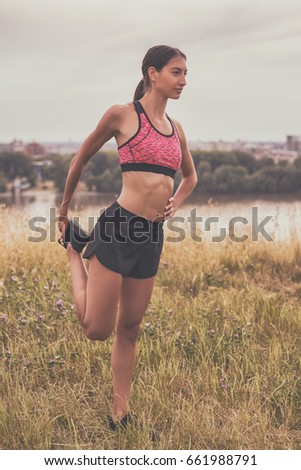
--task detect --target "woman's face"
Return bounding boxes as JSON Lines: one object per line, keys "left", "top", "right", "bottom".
{"left": 151, "top": 56, "right": 188, "bottom": 99}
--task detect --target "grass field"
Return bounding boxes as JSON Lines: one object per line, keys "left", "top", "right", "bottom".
{"left": 1, "top": 204, "right": 301, "bottom": 450}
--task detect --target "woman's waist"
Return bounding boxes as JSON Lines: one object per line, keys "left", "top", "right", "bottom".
{"left": 115, "top": 197, "right": 166, "bottom": 222}
{"left": 116, "top": 191, "right": 171, "bottom": 223}
{"left": 117, "top": 175, "right": 173, "bottom": 222}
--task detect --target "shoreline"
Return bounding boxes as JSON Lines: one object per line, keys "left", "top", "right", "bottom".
{"left": 2, "top": 188, "right": 301, "bottom": 202}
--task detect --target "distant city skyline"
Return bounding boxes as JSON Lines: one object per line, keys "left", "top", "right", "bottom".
{"left": 3, "top": 135, "right": 300, "bottom": 165}
{"left": 1, "top": 0, "right": 300, "bottom": 143}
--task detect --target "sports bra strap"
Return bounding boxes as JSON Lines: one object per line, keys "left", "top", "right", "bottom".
{"left": 134, "top": 100, "right": 174, "bottom": 127}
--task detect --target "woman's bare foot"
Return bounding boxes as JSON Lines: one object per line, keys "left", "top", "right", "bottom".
{"left": 66, "top": 243, "right": 81, "bottom": 257}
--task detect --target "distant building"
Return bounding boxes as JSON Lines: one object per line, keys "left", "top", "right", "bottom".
{"left": 0, "top": 143, "right": 12, "bottom": 153}
{"left": 253, "top": 149, "right": 298, "bottom": 163}
{"left": 24, "top": 141, "right": 45, "bottom": 156}
{"left": 187, "top": 138, "right": 301, "bottom": 163}
{"left": 11, "top": 139, "right": 25, "bottom": 153}
{"left": 287, "top": 135, "right": 301, "bottom": 152}
{"left": 43, "top": 139, "right": 115, "bottom": 155}
{"left": 0, "top": 139, "right": 25, "bottom": 153}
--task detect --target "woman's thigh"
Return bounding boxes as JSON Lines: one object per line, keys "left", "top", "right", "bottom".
{"left": 116, "top": 275, "right": 156, "bottom": 336}
{"left": 84, "top": 254, "right": 123, "bottom": 339}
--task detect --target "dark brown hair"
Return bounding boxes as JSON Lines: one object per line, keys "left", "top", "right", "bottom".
{"left": 133, "top": 45, "right": 186, "bottom": 101}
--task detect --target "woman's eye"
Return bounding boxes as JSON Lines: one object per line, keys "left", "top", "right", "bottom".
{"left": 173, "top": 72, "right": 188, "bottom": 76}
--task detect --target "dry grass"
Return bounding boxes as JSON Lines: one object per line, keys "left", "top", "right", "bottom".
{"left": 0, "top": 204, "right": 301, "bottom": 450}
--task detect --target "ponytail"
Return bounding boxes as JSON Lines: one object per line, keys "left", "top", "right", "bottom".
{"left": 133, "top": 78, "right": 145, "bottom": 101}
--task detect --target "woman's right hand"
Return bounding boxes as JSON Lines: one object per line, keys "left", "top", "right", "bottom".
{"left": 57, "top": 211, "right": 70, "bottom": 243}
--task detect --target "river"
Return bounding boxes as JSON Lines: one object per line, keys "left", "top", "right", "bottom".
{"left": 1, "top": 190, "right": 301, "bottom": 242}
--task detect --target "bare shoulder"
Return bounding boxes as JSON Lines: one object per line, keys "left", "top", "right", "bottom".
{"left": 103, "top": 103, "right": 128, "bottom": 120}
{"left": 98, "top": 102, "right": 134, "bottom": 136}
{"left": 109, "top": 101, "right": 135, "bottom": 120}
{"left": 107, "top": 102, "right": 135, "bottom": 117}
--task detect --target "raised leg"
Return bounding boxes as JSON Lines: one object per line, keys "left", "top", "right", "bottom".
{"left": 66, "top": 245, "right": 123, "bottom": 340}
{"left": 66, "top": 244, "right": 88, "bottom": 325}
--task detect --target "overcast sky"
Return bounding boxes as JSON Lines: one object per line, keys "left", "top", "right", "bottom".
{"left": 1, "top": 0, "right": 300, "bottom": 144}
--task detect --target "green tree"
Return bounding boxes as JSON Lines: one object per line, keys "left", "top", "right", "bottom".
{"left": 0, "top": 170, "right": 7, "bottom": 192}
{"left": 293, "top": 156, "right": 301, "bottom": 169}
{"left": 235, "top": 151, "right": 257, "bottom": 174}
{"left": 0, "top": 152, "right": 36, "bottom": 181}
{"left": 213, "top": 165, "right": 248, "bottom": 193}
{"left": 51, "top": 154, "right": 73, "bottom": 192}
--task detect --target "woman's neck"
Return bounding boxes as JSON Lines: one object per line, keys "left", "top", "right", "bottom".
{"left": 139, "top": 92, "right": 168, "bottom": 121}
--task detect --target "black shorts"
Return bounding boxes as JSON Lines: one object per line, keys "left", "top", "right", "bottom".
{"left": 82, "top": 200, "right": 165, "bottom": 279}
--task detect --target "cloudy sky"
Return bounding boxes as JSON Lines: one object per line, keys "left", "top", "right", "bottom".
{"left": 1, "top": 0, "right": 300, "bottom": 144}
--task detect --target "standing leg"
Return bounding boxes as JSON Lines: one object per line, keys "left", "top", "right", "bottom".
{"left": 111, "top": 275, "right": 156, "bottom": 422}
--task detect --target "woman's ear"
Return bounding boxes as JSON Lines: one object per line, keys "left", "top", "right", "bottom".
{"left": 147, "top": 66, "right": 157, "bottom": 83}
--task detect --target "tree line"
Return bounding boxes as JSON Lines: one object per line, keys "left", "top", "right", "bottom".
{"left": 192, "top": 150, "right": 301, "bottom": 194}
{"left": 1, "top": 150, "right": 301, "bottom": 195}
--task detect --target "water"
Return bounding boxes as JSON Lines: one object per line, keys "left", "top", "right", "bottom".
{"left": 1, "top": 190, "right": 301, "bottom": 242}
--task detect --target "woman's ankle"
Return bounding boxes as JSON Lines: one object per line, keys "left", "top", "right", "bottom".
{"left": 112, "top": 408, "right": 130, "bottom": 422}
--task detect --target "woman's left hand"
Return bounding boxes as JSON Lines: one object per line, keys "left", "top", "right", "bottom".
{"left": 164, "top": 196, "right": 177, "bottom": 220}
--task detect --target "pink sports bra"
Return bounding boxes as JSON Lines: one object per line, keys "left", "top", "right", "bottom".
{"left": 118, "top": 100, "right": 182, "bottom": 179}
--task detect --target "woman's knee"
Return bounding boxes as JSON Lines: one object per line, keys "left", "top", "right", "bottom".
{"left": 82, "top": 320, "right": 112, "bottom": 341}
{"left": 116, "top": 322, "right": 141, "bottom": 343}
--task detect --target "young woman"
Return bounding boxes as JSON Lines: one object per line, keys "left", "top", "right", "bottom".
{"left": 57, "top": 45, "right": 198, "bottom": 430}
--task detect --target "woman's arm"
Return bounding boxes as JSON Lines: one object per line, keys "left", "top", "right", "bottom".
{"left": 164, "top": 119, "right": 198, "bottom": 219}
{"left": 59, "top": 105, "right": 122, "bottom": 215}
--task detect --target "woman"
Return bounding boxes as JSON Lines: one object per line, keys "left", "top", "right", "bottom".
{"left": 57, "top": 45, "right": 198, "bottom": 430}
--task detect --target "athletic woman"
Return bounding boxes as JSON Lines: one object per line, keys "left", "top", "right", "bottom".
{"left": 57, "top": 45, "right": 198, "bottom": 430}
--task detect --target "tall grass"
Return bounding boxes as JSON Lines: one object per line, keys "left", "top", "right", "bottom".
{"left": 0, "top": 204, "right": 300, "bottom": 449}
